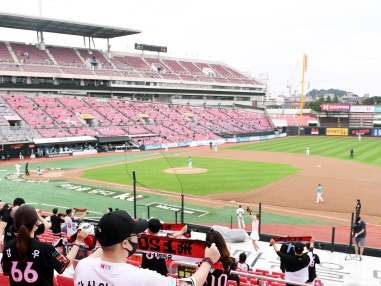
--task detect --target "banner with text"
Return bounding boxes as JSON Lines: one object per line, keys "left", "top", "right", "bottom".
{"left": 326, "top": 128, "right": 348, "bottom": 136}
{"left": 321, "top": 104, "right": 350, "bottom": 112}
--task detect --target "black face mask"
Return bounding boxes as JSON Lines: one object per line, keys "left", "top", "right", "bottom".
{"left": 124, "top": 240, "right": 137, "bottom": 257}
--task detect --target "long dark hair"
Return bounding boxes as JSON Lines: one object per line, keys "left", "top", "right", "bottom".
{"left": 14, "top": 205, "right": 38, "bottom": 263}
{"left": 206, "top": 230, "right": 233, "bottom": 273}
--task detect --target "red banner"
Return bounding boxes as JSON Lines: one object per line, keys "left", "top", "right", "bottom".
{"left": 273, "top": 236, "right": 312, "bottom": 244}
{"left": 138, "top": 234, "right": 210, "bottom": 259}
{"left": 161, "top": 223, "right": 186, "bottom": 232}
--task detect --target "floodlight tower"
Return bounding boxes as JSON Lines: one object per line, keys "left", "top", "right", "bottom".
{"left": 298, "top": 54, "right": 307, "bottom": 136}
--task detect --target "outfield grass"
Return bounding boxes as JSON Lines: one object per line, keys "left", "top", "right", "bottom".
{"left": 82, "top": 157, "right": 300, "bottom": 195}
{"left": 227, "top": 136, "right": 381, "bottom": 167}
{"left": 4, "top": 136, "right": 374, "bottom": 226}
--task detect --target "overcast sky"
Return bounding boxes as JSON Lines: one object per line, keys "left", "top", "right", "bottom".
{"left": 1, "top": 0, "right": 381, "bottom": 97}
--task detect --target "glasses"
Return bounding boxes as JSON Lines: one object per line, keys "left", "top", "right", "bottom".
{"left": 128, "top": 233, "right": 141, "bottom": 239}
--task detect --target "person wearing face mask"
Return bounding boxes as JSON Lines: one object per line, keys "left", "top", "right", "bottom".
{"left": 74, "top": 210, "right": 221, "bottom": 286}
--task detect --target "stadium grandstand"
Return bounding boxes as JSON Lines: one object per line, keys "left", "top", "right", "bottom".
{"left": 2, "top": 12, "right": 381, "bottom": 286}
{"left": 1, "top": 13, "right": 381, "bottom": 157}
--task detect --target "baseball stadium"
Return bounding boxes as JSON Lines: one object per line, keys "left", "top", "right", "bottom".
{"left": 0, "top": 12, "right": 381, "bottom": 286}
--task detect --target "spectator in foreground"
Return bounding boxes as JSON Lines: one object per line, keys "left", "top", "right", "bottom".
{"left": 270, "top": 237, "right": 315, "bottom": 286}
{"left": 235, "top": 252, "right": 251, "bottom": 272}
{"left": 279, "top": 239, "right": 295, "bottom": 273}
{"left": 0, "top": 197, "right": 25, "bottom": 247}
{"left": 2, "top": 205, "right": 88, "bottom": 286}
{"left": 306, "top": 242, "right": 320, "bottom": 282}
{"left": 50, "top": 208, "right": 65, "bottom": 237}
{"left": 141, "top": 218, "right": 168, "bottom": 276}
{"left": 205, "top": 229, "right": 239, "bottom": 286}
{"left": 74, "top": 210, "right": 220, "bottom": 286}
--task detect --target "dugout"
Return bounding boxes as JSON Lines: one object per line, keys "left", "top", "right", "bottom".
{"left": 0, "top": 142, "right": 33, "bottom": 160}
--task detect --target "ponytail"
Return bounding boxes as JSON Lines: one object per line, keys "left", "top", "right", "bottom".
{"left": 16, "top": 225, "right": 32, "bottom": 263}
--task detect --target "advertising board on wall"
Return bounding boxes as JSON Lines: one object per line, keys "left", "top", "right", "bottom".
{"left": 349, "top": 128, "right": 371, "bottom": 136}
{"left": 303, "top": 127, "right": 325, "bottom": 135}
{"left": 326, "top": 128, "right": 348, "bottom": 136}
{"left": 372, "top": 128, "right": 381, "bottom": 137}
{"left": 350, "top": 105, "right": 375, "bottom": 113}
{"left": 321, "top": 104, "right": 350, "bottom": 111}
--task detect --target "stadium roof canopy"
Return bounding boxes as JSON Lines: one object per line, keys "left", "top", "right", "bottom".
{"left": 0, "top": 12, "right": 141, "bottom": 39}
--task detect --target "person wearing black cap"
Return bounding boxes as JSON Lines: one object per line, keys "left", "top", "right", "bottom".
{"left": 353, "top": 216, "right": 366, "bottom": 260}
{"left": 355, "top": 199, "right": 361, "bottom": 217}
{"left": 50, "top": 208, "right": 65, "bottom": 237}
{"left": 270, "top": 237, "right": 315, "bottom": 285}
{"left": 74, "top": 210, "right": 221, "bottom": 286}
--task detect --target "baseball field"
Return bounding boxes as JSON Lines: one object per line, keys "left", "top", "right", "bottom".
{"left": 1, "top": 136, "right": 380, "bottom": 248}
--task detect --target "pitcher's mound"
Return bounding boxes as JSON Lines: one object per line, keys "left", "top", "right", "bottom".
{"left": 163, "top": 167, "right": 208, "bottom": 174}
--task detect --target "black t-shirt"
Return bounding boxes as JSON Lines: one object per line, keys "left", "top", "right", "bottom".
{"left": 2, "top": 238, "right": 69, "bottom": 285}
{"left": 50, "top": 215, "right": 65, "bottom": 235}
{"left": 279, "top": 243, "right": 295, "bottom": 273}
{"left": 1, "top": 209, "right": 14, "bottom": 245}
{"left": 307, "top": 253, "right": 320, "bottom": 282}
{"left": 276, "top": 251, "right": 312, "bottom": 285}
{"left": 7, "top": 224, "right": 45, "bottom": 242}
{"left": 141, "top": 252, "right": 168, "bottom": 276}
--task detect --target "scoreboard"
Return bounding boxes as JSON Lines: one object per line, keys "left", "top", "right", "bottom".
{"left": 135, "top": 43, "right": 167, "bottom": 53}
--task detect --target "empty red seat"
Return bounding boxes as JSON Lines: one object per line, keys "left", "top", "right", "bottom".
{"left": 0, "top": 273, "right": 10, "bottom": 286}
{"left": 56, "top": 275, "right": 74, "bottom": 286}
{"left": 126, "top": 259, "right": 141, "bottom": 268}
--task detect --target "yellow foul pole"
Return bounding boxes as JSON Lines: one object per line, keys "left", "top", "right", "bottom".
{"left": 298, "top": 54, "right": 307, "bottom": 136}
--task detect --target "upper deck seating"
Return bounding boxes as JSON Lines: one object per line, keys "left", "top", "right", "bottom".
{"left": 179, "top": 61, "right": 203, "bottom": 74}
{"left": 0, "top": 42, "right": 14, "bottom": 62}
{"left": 125, "top": 56, "right": 151, "bottom": 70}
{"left": 10, "top": 43, "right": 52, "bottom": 65}
{"left": 0, "top": 63, "right": 20, "bottom": 71}
{"left": 23, "top": 65, "right": 60, "bottom": 73}
{"left": 49, "top": 46, "right": 84, "bottom": 66}
{"left": 162, "top": 59, "right": 188, "bottom": 74}
{"left": 209, "top": 64, "right": 233, "bottom": 77}
{"left": 78, "top": 49, "right": 112, "bottom": 68}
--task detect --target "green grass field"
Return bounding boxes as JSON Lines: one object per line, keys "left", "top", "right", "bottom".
{"left": 2, "top": 136, "right": 379, "bottom": 226}
{"left": 82, "top": 157, "right": 300, "bottom": 195}
{"left": 227, "top": 136, "right": 381, "bottom": 167}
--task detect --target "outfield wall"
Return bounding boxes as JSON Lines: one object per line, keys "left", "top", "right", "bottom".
{"left": 286, "top": 126, "right": 381, "bottom": 137}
